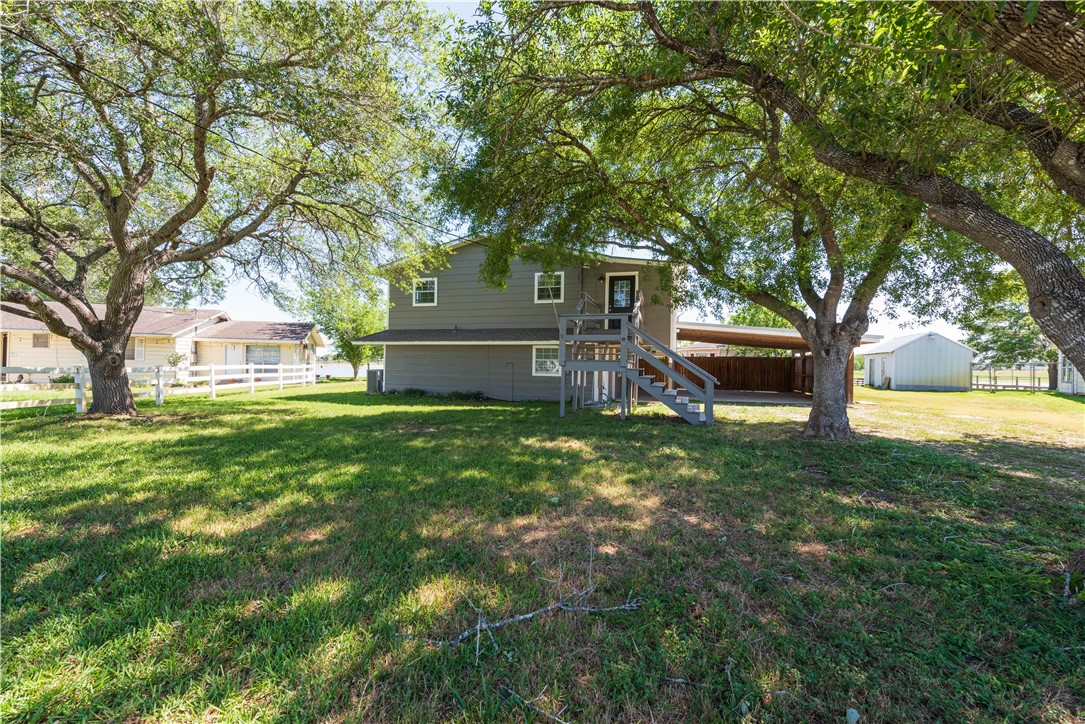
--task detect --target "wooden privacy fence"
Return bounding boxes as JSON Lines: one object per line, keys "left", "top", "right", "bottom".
{"left": 640, "top": 356, "right": 794, "bottom": 392}
{"left": 0, "top": 363, "right": 317, "bottom": 413}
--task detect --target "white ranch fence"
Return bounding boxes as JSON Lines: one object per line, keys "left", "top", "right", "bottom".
{"left": 0, "top": 363, "right": 317, "bottom": 413}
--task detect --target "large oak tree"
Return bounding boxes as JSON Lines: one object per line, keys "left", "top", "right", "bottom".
{"left": 441, "top": 30, "right": 940, "bottom": 438}
{"left": 1, "top": 1, "right": 439, "bottom": 413}
{"left": 481, "top": 0, "right": 1083, "bottom": 374}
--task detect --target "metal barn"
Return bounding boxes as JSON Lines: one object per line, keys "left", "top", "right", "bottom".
{"left": 859, "top": 331, "right": 974, "bottom": 392}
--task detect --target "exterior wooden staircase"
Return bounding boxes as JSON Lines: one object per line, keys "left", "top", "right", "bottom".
{"left": 558, "top": 298, "right": 717, "bottom": 425}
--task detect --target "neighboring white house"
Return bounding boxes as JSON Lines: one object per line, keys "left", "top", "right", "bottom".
{"left": 858, "top": 331, "right": 974, "bottom": 391}
{"left": 0, "top": 303, "right": 324, "bottom": 377}
{"left": 1057, "top": 349, "right": 1084, "bottom": 395}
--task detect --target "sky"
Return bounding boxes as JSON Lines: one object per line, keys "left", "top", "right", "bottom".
{"left": 216, "top": 0, "right": 964, "bottom": 346}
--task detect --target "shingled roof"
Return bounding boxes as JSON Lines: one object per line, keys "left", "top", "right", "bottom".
{"left": 356, "top": 327, "right": 559, "bottom": 344}
{"left": 0, "top": 303, "right": 225, "bottom": 336}
{"left": 195, "top": 320, "right": 320, "bottom": 344}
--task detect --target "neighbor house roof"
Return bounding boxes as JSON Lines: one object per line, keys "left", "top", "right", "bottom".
{"left": 356, "top": 327, "right": 559, "bottom": 345}
{"left": 194, "top": 320, "right": 324, "bottom": 345}
{"left": 676, "top": 321, "right": 882, "bottom": 353}
{"left": 0, "top": 302, "right": 226, "bottom": 336}
{"left": 856, "top": 331, "right": 973, "bottom": 356}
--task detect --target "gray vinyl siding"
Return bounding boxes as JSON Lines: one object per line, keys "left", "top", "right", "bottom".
{"left": 385, "top": 345, "right": 562, "bottom": 400}
{"left": 388, "top": 244, "right": 675, "bottom": 345}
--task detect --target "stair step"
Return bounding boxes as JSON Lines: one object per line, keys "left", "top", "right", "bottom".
{"left": 663, "top": 389, "right": 677, "bottom": 397}
{"left": 651, "top": 382, "right": 665, "bottom": 388}
{"left": 675, "top": 396, "right": 689, "bottom": 404}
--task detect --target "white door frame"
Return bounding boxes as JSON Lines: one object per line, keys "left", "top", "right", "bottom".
{"left": 225, "top": 343, "right": 243, "bottom": 367}
{"left": 604, "top": 271, "right": 640, "bottom": 314}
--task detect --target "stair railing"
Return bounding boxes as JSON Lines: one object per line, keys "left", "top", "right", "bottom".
{"left": 620, "top": 316, "right": 717, "bottom": 424}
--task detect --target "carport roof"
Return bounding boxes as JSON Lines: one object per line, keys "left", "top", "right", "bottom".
{"left": 676, "top": 321, "right": 882, "bottom": 353}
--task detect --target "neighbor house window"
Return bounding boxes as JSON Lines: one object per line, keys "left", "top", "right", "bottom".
{"left": 413, "top": 278, "right": 437, "bottom": 306}
{"left": 534, "top": 271, "right": 564, "bottom": 303}
{"left": 246, "top": 345, "right": 281, "bottom": 365}
{"left": 31, "top": 333, "right": 49, "bottom": 348}
{"left": 124, "top": 337, "right": 145, "bottom": 361}
{"left": 1062, "top": 355, "right": 1076, "bottom": 383}
{"left": 533, "top": 345, "right": 560, "bottom": 376}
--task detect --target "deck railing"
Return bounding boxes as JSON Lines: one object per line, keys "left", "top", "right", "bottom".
{"left": 558, "top": 312, "right": 717, "bottom": 424}
{"left": 0, "top": 363, "right": 317, "bottom": 413}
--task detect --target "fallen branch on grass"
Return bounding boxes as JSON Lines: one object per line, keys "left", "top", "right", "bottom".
{"left": 398, "top": 545, "right": 641, "bottom": 649}
{"left": 399, "top": 594, "right": 641, "bottom": 648}
{"left": 504, "top": 685, "right": 570, "bottom": 724}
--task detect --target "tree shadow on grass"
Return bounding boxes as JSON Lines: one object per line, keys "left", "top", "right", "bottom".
{"left": 3, "top": 393, "right": 1083, "bottom": 721}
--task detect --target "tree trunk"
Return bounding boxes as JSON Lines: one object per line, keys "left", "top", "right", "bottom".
{"left": 86, "top": 346, "right": 137, "bottom": 415}
{"left": 352, "top": 363, "right": 360, "bottom": 380}
{"left": 1048, "top": 361, "right": 1059, "bottom": 391}
{"left": 804, "top": 338, "right": 855, "bottom": 440}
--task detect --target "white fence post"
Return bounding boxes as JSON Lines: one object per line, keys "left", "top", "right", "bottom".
{"left": 155, "top": 366, "right": 164, "bottom": 405}
{"left": 278, "top": 363, "right": 284, "bottom": 391}
{"left": 248, "top": 362, "right": 255, "bottom": 394}
{"left": 209, "top": 363, "right": 217, "bottom": 399}
{"left": 74, "top": 366, "right": 86, "bottom": 414}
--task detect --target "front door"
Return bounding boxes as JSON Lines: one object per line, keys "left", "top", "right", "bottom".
{"left": 225, "top": 344, "right": 243, "bottom": 367}
{"left": 607, "top": 274, "right": 637, "bottom": 329}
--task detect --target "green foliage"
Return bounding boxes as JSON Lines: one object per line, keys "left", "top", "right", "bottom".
{"left": 165, "top": 352, "right": 189, "bottom": 368}
{"left": 1, "top": 0, "right": 445, "bottom": 327}
{"left": 959, "top": 278, "right": 1058, "bottom": 366}
{"left": 445, "top": 390, "right": 486, "bottom": 401}
{"left": 726, "top": 304, "right": 791, "bottom": 329}
{"left": 440, "top": 2, "right": 950, "bottom": 338}
{"left": 286, "top": 275, "right": 386, "bottom": 379}
{"left": 443, "top": 1, "right": 1081, "bottom": 340}
{"left": 48, "top": 374, "right": 74, "bottom": 384}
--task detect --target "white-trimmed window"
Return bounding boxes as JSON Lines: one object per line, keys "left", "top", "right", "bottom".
{"left": 124, "top": 337, "right": 145, "bottom": 361}
{"left": 532, "top": 345, "right": 560, "bottom": 376}
{"left": 1062, "top": 355, "right": 1076, "bottom": 383}
{"left": 246, "top": 345, "right": 281, "bottom": 365}
{"left": 413, "top": 278, "right": 437, "bottom": 306}
{"left": 534, "top": 271, "right": 564, "bottom": 303}
{"left": 31, "top": 333, "right": 50, "bottom": 348}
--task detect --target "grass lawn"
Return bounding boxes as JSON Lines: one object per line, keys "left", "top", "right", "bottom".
{"left": 3, "top": 384, "right": 1083, "bottom": 721}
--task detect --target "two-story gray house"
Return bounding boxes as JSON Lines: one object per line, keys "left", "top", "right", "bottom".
{"left": 359, "top": 241, "right": 676, "bottom": 401}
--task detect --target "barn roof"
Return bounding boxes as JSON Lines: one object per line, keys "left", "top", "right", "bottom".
{"left": 856, "top": 331, "right": 973, "bottom": 356}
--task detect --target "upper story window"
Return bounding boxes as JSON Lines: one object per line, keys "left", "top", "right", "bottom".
{"left": 534, "top": 271, "right": 564, "bottom": 304}
{"left": 124, "top": 337, "right": 145, "bottom": 361}
{"left": 32, "top": 333, "right": 50, "bottom": 348}
{"left": 413, "top": 278, "right": 437, "bottom": 306}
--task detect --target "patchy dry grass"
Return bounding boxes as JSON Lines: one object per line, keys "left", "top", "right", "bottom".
{"left": 2, "top": 383, "right": 1083, "bottom": 722}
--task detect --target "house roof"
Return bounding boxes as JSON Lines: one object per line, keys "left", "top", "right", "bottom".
{"left": 382, "top": 239, "right": 657, "bottom": 272}
{"left": 676, "top": 321, "right": 882, "bottom": 353}
{"left": 0, "top": 302, "right": 226, "bottom": 336}
{"left": 194, "top": 320, "right": 323, "bottom": 345}
{"left": 0, "top": 302, "right": 322, "bottom": 345}
{"left": 356, "top": 327, "right": 559, "bottom": 345}
{"left": 856, "top": 331, "right": 973, "bottom": 356}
